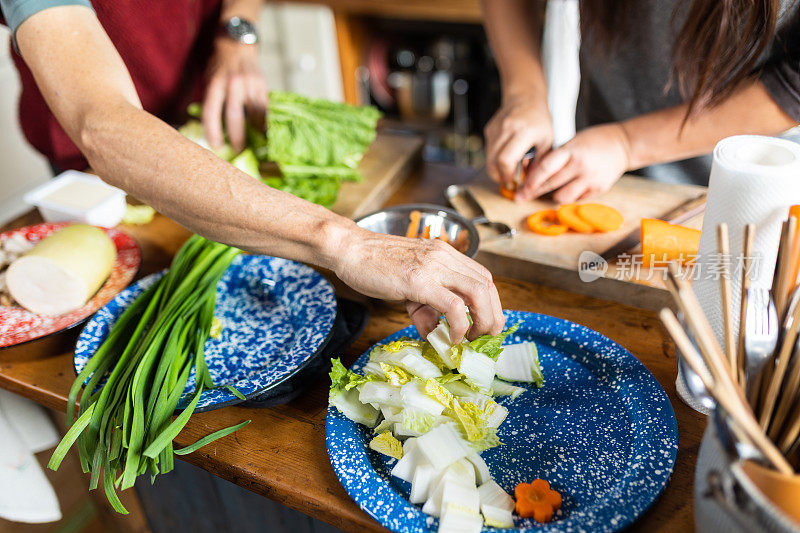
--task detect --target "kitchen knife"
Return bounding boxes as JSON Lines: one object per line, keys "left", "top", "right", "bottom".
{"left": 600, "top": 193, "right": 707, "bottom": 262}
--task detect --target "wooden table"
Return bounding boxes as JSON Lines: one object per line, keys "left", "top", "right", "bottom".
{"left": 0, "top": 162, "right": 704, "bottom": 532}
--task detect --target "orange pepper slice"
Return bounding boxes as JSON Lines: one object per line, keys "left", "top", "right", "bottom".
{"left": 500, "top": 185, "right": 516, "bottom": 200}
{"left": 527, "top": 210, "right": 568, "bottom": 236}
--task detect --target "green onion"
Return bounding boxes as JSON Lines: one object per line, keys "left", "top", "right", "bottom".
{"left": 50, "top": 236, "right": 251, "bottom": 511}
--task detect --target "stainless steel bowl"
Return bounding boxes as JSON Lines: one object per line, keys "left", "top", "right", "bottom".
{"left": 354, "top": 204, "right": 480, "bottom": 258}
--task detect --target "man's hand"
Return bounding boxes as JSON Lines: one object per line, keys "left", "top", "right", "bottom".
{"left": 202, "top": 38, "right": 268, "bottom": 152}
{"left": 484, "top": 92, "right": 554, "bottom": 189}
{"left": 516, "top": 123, "right": 632, "bottom": 204}
{"left": 333, "top": 228, "right": 505, "bottom": 343}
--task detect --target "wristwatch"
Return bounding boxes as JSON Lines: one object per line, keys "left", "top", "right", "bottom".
{"left": 223, "top": 16, "right": 259, "bottom": 45}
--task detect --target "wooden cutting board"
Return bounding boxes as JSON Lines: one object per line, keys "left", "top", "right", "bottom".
{"left": 331, "top": 132, "right": 423, "bottom": 218}
{"left": 461, "top": 172, "right": 706, "bottom": 310}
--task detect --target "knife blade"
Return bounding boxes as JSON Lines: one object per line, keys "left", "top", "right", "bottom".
{"left": 600, "top": 193, "right": 707, "bottom": 262}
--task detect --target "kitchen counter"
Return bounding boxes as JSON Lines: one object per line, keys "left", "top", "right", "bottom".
{"left": 0, "top": 162, "right": 704, "bottom": 532}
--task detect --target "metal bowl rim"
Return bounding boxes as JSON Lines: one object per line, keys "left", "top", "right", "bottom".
{"left": 354, "top": 203, "right": 480, "bottom": 258}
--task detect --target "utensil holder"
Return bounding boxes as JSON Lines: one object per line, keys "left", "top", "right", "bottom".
{"left": 695, "top": 419, "right": 800, "bottom": 533}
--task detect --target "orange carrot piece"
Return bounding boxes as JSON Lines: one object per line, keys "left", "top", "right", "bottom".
{"left": 576, "top": 203, "right": 624, "bottom": 232}
{"left": 406, "top": 210, "right": 421, "bottom": 238}
{"left": 438, "top": 230, "right": 449, "bottom": 243}
{"left": 788, "top": 206, "right": 800, "bottom": 290}
{"left": 500, "top": 185, "right": 516, "bottom": 200}
{"left": 641, "top": 218, "right": 701, "bottom": 268}
{"left": 514, "top": 480, "right": 561, "bottom": 523}
{"left": 527, "top": 210, "right": 569, "bottom": 236}
{"left": 421, "top": 225, "right": 431, "bottom": 239}
{"left": 556, "top": 204, "right": 594, "bottom": 233}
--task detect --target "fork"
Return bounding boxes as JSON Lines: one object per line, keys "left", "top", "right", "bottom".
{"left": 743, "top": 287, "right": 778, "bottom": 403}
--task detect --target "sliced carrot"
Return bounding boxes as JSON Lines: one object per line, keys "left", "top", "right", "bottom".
{"left": 500, "top": 185, "right": 516, "bottom": 200}
{"left": 405, "top": 210, "right": 421, "bottom": 238}
{"left": 421, "top": 225, "right": 431, "bottom": 239}
{"left": 527, "top": 210, "right": 569, "bottom": 236}
{"left": 641, "top": 218, "right": 701, "bottom": 268}
{"left": 438, "top": 230, "right": 449, "bottom": 243}
{"left": 577, "top": 203, "right": 624, "bottom": 232}
{"left": 557, "top": 204, "right": 594, "bottom": 233}
{"left": 515, "top": 480, "right": 561, "bottom": 523}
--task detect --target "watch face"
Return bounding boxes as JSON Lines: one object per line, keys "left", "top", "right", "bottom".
{"left": 227, "top": 16, "right": 258, "bottom": 45}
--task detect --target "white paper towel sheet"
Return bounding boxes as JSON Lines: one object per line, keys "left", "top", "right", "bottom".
{"left": 682, "top": 135, "right": 800, "bottom": 412}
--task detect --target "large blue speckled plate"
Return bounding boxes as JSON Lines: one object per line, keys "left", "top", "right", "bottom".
{"left": 75, "top": 254, "right": 337, "bottom": 412}
{"left": 326, "top": 310, "right": 678, "bottom": 532}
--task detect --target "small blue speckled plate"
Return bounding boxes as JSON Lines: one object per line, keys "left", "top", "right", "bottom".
{"left": 326, "top": 310, "right": 678, "bottom": 532}
{"left": 75, "top": 254, "right": 337, "bottom": 412}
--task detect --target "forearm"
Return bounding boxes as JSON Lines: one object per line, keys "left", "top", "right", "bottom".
{"left": 620, "top": 78, "right": 798, "bottom": 170}
{"left": 481, "top": 0, "right": 547, "bottom": 101}
{"left": 79, "top": 101, "right": 351, "bottom": 268}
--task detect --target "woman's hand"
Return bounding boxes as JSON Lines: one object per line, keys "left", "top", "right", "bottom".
{"left": 202, "top": 38, "right": 268, "bottom": 152}
{"left": 333, "top": 228, "right": 505, "bottom": 343}
{"left": 484, "top": 92, "right": 553, "bottom": 189}
{"left": 516, "top": 123, "right": 632, "bottom": 204}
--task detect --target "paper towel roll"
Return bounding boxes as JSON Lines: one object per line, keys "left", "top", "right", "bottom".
{"left": 682, "top": 135, "right": 800, "bottom": 412}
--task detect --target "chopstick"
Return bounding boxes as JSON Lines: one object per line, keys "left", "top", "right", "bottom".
{"left": 772, "top": 217, "right": 797, "bottom": 319}
{"left": 737, "top": 224, "right": 756, "bottom": 387}
{"left": 661, "top": 308, "right": 794, "bottom": 474}
{"left": 717, "top": 224, "right": 737, "bottom": 382}
{"left": 759, "top": 291, "right": 800, "bottom": 430}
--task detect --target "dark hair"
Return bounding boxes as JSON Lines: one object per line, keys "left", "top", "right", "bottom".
{"left": 580, "top": 0, "right": 781, "bottom": 117}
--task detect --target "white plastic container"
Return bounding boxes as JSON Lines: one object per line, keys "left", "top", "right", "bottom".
{"left": 24, "top": 171, "right": 126, "bottom": 227}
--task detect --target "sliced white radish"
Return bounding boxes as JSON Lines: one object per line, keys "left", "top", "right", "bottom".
{"left": 415, "top": 423, "right": 468, "bottom": 471}
{"left": 495, "top": 342, "right": 543, "bottom": 384}
{"left": 481, "top": 503, "right": 515, "bottom": 528}
{"left": 410, "top": 464, "right": 436, "bottom": 504}
{"left": 477, "top": 480, "right": 515, "bottom": 512}
{"left": 465, "top": 454, "right": 491, "bottom": 485}
{"left": 6, "top": 225, "right": 116, "bottom": 316}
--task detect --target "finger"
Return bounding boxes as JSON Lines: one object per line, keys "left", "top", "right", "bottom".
{"left": 245, "top": 77, "right": 268, "bottom": 130}
{"left": 553, "top": 177, "right": 591, "bottom": 204}
{"left": 421, "top": 284, "right": 469, "bottom": 343}
{"left": 444, "top": 271, "right": 496, "bottom": 340}
{"left": 485, "top": 127, "right": 514, "bottom": 185}
{"left": 521, "top": 148, "right": 572, "bottom": 197}
{"left": 519, "top": 153, "right": 575, "bottom": 201}
{"left": 495, "top": 129, "right": 549, "bottom": 187}
{"left": 225, "top": 76, "right": 247, "bottom": 152}
{"left": 202, "top": 76, "right": 227, "bottom": 149}
{"left": 407, "top": 302, "right": 440, "bottom": 339}
{"left": 486, "top": 282, "right": 505, "bottom": 336}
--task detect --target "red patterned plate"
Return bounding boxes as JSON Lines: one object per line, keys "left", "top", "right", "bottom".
{"left": 0, "top": 223, "right": 140, "bottom": 348}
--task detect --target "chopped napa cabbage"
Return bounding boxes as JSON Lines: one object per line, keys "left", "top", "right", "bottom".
{"left": 369, "top": 431, "right": 404, "bottom": 460}
{"left": 425, "top": 378, "right": 454, "bottom": 407}
{"left": 482, "top": 399, "right": 508, "bottom": 429}
{"left": 394, "top": 422, "right": 424, "bottom": 438}
{"left": 421, "top": 343, "right": 450, "bottom": 372}
{"left": 372, "top": 346, "right": 442, "bottom": 380}
{"left": 403, "top": 436, "right": 418, "bottom": 454}
{"left": 379, "top": 363, "right": 412, "bottom": 386}
{"left": 410, "top": 464, "right": 436, "bottom": 504}
{"left": 329, "top": 358, "right": 375, "bottom": 397}
{"left": 415, "top": 423, "right": 469, "bottom": 471}
{"left": 427, "top": 322, "right": 459, "bottom": 369}
{"left": 491, "top": 378, "right": 526, "bottom": 399}
{"left": 477, "top": 480, "right": 515, "bottom": 512}
{"left": 481, "top": 504, "right": 514, "bottom": 528}
{"left": 436, "top": 372, "right": 463, "bottom": 385}
{"left": 380, "top": 338, "right": 424, "bottom": 353}
{"left": 362, "top": 361, "right": 386, "bottom": 379}
{"left": 458, "top": 426, "right": 501, "bottom": 453}
{"left": 122, "top": 203, "right": 156, "bottom": 225}
{"left": 358, "top": 381, "right": 402, "bottom": 408}
{"left": 402, "top": 409, "right": 437, "bottom": 434}
{"left": 329, "top": 387, "right": 379, "bottom": 427}
{"left": 441, "top": 480, "right": 480, "bottom": 514}
{"left": 495, "top": 342, "right": 543, "bottom": 386}
{"left": 230, "top": 148, "right": 260, "bottom": 179}
{"left": 449, "top": 399, "right": 489, "bottom": 442}
{"left": 465, "top": 454, "right": 491, "bottom": 485}
{"left": 209, "top": 317, "right": 223, "bottom": 339}
{"left": 401, "top": 380, "right": 446, "bottom": 416}
{"left": 178, "top": 120, "right": 237, "bottom": 161}
{"left": 443, "top": 380, "right": 491, "bottom": 404}
{"left": 372, "top": 418, "right": 394, "bottom": 435}
{"left": 391, "top": 444, "right": 428, "bottom": 482}
{"left": 380, "top": 405, "right": 401, "bottom": 420}
{"left": 457, "top": 346, "right": 496, "bottom": 393}
{"left": 438, "top": 505, "right": 483, "bottom": 533}
{"left": 468, "top": 323, "right": 519, "bottom": 360}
